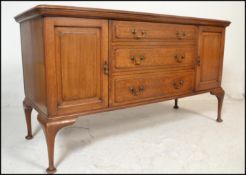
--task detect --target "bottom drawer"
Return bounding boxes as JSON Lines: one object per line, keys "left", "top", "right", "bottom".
{"left": 111, "top": 70, "right": 194, "bottom": 106}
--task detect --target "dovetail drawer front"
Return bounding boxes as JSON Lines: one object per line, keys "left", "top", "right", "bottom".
{"left": 112, "top": 21, "right": 197, "bottom": 41}
{"left": 112, "top": 45, "right": 196, "bottom": 72}
{"left": 111, "top": 70, "right": 194, "bottom": 106}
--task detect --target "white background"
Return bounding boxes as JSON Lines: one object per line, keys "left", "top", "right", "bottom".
{"left": 1, "top": 1, "right": 245, "bottom": 108}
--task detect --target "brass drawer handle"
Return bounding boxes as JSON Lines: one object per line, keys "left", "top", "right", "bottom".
{"left": 129, "top": 87, "right": 138, "bottom": 96}
{"left": 131, "top": 28, "right": 146, "bottom": 39}
{"left": 139, "top": 85, "right": 145, "bottom": 92}
{"left": 173, "top": 80, "right": 184, "bottom": 89}
{"left": 130, "top": 56, "right": 145, "bottom": 65}
{"left": 128, "top": 85, "right": 145, "bottom": 96}
{"left": 174, "top": 54, "right": 185, "bottom": 63}
{"left": 176, "top": 31, "right": 186, "bottom": 39}
{"left": 140, "top": 55, "right": 145, "bottom": 61}
{"left": 131, "top": 28, "right": 137, "bottom": 34}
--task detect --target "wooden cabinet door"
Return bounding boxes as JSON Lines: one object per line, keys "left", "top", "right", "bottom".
{"left": 48, "top": 18, "right": 108, "bottom": 115}
{"left": 195, "top": 26, "right": 225, "bottom": 91}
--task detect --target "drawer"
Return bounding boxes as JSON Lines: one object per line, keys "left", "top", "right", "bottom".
{"left": 111, "top": 71, "right": 194, "bottom": 106}
{"left": 112, "top": 45, "right": 196, "bottom": 72}
{"left": 112, "top": 21, "right": 197, "bottom": 41}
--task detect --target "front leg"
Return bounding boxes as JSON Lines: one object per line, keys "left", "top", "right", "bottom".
{"left": 210, "top": 87, "right": 225, "bottom": 122}
{"left": 37, "top": 115, "right": 76, "bottom": 173}
{"left": 23, "top": 98, "right": 33, "bottom": 140}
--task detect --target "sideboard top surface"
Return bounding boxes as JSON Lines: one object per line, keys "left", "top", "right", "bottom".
{"left": 15, "top": 5, "right": 230, "bottom": 27}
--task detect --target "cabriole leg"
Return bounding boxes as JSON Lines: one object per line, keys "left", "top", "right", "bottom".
{"left": 210, "top": 87, "right": 225, "bottom": 122}
{"left": 23, "top": 98, "right": 33, "bottom": 140}
{"left": 37, "top": 115, "right": 76, "bottom": 173}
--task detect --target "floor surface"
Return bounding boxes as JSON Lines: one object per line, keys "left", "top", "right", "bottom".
{"left": 1, "top": 94, "right": 245, "bottom": 174}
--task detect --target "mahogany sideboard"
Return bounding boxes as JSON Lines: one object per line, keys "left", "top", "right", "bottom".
{"left": 15, "top": 5, "right": 230, "bottom": 173}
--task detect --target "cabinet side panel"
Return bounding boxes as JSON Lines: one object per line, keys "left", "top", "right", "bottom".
{"left": 20, "top": 17, "right": 47, "bottom": 114}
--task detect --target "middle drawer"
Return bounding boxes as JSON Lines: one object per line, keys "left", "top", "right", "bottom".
{"left": 111, "top": 45, "right": 196, "bottom": 73}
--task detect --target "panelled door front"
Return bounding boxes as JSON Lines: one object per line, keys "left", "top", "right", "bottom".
{"left": 51, "top": 18, "right": 108, "bottom": 115}
{"left": 195, "top": 26, "right": 225, "bottom": 91}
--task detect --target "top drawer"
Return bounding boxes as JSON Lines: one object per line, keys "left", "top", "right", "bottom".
{"left": 112, "top": 21, "right": 197, "bottom": 42}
